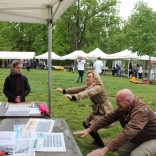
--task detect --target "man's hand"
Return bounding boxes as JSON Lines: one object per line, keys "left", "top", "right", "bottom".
{"left": 64, "top": 94, "right": 72, "bottom": 100}
{"left": 73, "top": 128, "right": 92, "bottom": 138}
{"left": 87, "top": 147, "right": 109, "bottom": 156}
{"left": 55, "top": 88, "right": 63, "bottom": 93}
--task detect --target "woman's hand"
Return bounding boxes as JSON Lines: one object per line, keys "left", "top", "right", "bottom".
{"left": 64, "top": 94, "right": 72, "bottom": 99}
{"left": 73, "top": 128, "right": 92, "bottom": 137}
{"left": 55, "top": 88, "right": 63, "bottom": 93}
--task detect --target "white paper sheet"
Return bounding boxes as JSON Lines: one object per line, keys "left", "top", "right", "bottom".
{"left": 14, "top": 125, "right": 46, "bottom": 140}
{"left": 29, "top": 108, "right": 40, "bottom": 115}
{"left": 0, "top": 131, "right": 16, "bottom": 150}
{"left": 7, "top": 106, "right": 30, "bottom": 112}
{"left": 5, "top": 106, "right": 30, "bottom": 116}
{"left": 36, "top": 133, "right": 66, "bottom": 152}
{"left": 23, "top": 119, "right": 55, "bottom": 133}
{"left": 13, "top": 140, "right": 37, "bottom": 155}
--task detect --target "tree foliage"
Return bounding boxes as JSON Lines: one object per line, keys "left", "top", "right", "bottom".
{"left": 53, "top": 0, "right": 126, "bottom": 54}
{"left": 0, "top": 22, "right": 47, "bottom": 55}
{"left": 124, "top": 1, "right": 156, "bottom": 56}
{"left": 0, "top": 0, "right": 127, "bottom": 56}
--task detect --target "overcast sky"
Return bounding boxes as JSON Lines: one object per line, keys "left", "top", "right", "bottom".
{"left": 119, "top": 0, "right": 156, "bottom": 20}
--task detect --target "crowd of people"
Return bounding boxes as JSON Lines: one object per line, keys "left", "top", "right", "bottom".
{"left": 129, "top": 62, "right": 143, "bottom": 78}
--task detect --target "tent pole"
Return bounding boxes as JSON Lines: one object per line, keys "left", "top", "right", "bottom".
{"left": 48, "top": 21, "right": 52, "bottom": 114}
{"left": 128, "top": 59, "right": 130, "bottom": 78}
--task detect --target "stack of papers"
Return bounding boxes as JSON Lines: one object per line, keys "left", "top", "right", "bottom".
{"left": 5, "top": 106, "right": 30, "bottom": 116}
{"left": 0, "top": 119, "right": 66, "bottom": 156}
{"left": 5, "top": 103, "right": 41, "bottom": 116}
{"left": 4, "top": 119, "right": 66, "bottom": 156}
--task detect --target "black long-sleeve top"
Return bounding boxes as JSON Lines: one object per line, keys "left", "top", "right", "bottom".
{"left": 3, "top": 73, "right": 31, "bottom": 102}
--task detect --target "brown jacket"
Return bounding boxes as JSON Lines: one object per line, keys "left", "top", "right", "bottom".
{"left": 89, "top": 98, "right": 156, "bottom": 151}
{"left": 65, "top": 81, "right": 113, "bottom": 125}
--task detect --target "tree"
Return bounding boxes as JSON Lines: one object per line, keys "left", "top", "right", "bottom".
{"left": 53, "top": 0, "right": 126, "bottom": 54}
{"left": 0, "top": 22, "right": 48, "bottom": 55}
{"left": 124, "top": 1, "right": 156, "bottom": 56}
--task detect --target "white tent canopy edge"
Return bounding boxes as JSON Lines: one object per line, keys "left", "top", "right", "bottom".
{"left": 0, "top": 51, "right": 35, "bottom": 59}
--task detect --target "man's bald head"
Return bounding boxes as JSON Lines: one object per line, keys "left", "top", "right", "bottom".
{"left": 116, "top": 89, "right": 134, "bottom": 101}
{"left": 116, "top": 89, "right": 134, "bottom": 111}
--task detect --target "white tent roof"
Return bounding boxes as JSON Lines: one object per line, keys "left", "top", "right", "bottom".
{"left": 106, "top": 49, "right": 132, "bottom": 59}
{"left": 0, "top": 0, "right": 76, "bottom": 24}
{"left": 0, "top": 51, "right": 35, "bottom": 59}
{"left": 62, "top": 50, "right": 87, "bottom": 60}
{"left": 127, "top": 52, "right": 150, "bottom": 60}
{"left": 106, "top": 49, "right": 150, "bottom": 60}
{"left": 86, "top": 48, "right": 107, "bottom": 59}
{"left": 35, "top": 52, "right": 63, "bottom": 60}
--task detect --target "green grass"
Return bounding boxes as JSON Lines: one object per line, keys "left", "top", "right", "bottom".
{"left": 0, "top": 68, "right": 156, "bottom": 156}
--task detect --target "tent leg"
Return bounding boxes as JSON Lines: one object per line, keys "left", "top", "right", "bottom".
{"left": 48, "top": 22, "right": 52, "bottom": 114}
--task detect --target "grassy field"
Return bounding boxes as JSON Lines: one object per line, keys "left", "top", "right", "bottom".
{"left": 0, "top": 68, "right": 156, "bottom": 156}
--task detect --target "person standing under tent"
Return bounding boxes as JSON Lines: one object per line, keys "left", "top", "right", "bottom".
{"left": 94, "top": 57, "right": 103, "bottom": 76}
{"left": 26, "top": 59, "right": 31, "bottom": 72}
{"left": 138, "top": 64, "right": 143, "bottom": 78}
{"left": 3, "top": 60, "right": 31, "bottom": 103}
{"left": 129, "top": 62, "right": 133, "bottom": 78}
{"left": 76, "top": 56, "right": 86, "bottom": 83}
{"left": 116, "top": 64, "right": 121, "bottom": 77}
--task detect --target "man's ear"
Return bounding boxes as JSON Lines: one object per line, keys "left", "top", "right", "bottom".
{"left": 126, "top": 98, "right": 133, "bottom": 104}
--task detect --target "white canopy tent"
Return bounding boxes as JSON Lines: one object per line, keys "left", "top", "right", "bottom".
{"left": 0, "top": 0, "right": 76, "bottom": 24}
{"left": 106, "top": 49, "right": 132, "bottom": 59}
{"left": 86, "top": 48, "right": 107, "bottom": 59}
{"left": 62, "top": 50, "right": 87, "bottom": 60}
{"left": 106, "top": 49, "right": 150, "bottom": 60}
{"left": 0, "top": 51, "right": 35, "bottom": 59}
{"left": 125, "top": 52, "right": 150, "bottom": 60}
{"left": 0, "top": 0, "right": 76, "bottom": 113}
{"left": 35, "top": 52, "right": 63, "bottom": 60}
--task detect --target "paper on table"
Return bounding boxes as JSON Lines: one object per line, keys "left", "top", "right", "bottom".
{"left": 13, "top": 133, "right": 66, "bottom": 153}
{"left": 7, "top": 106, "right": 30, "bottom": 112}
{"left": 14, "top": 125, "right": 46, "bottom": 140}
{"left": 23, "top": 119, "right": 55, "bottom": 133}
{"left": 13, "top": 140, "right": 36, "bottom": 156}
{"left": 29, "top": 108, "right": 40, "bottom": 115}
{"left": 0, "top": 131, "right": 16, "bottom": 150}
{"left": 36, "top": 133, "right": 66, "bottom": 152}
{"left": 5, "top": 106, "right": 30, "bottom": 116}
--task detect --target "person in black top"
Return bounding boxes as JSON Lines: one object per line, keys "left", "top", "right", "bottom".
{"left": 3, "top": 60, "right": 31, "bottom": 103}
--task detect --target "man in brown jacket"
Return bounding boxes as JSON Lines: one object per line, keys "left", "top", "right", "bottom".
{"left": 74, "top": 89, "right": 156, "bottom": 156}
{"left": 56, "top": 70, "right": 113, "bottom": 147}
